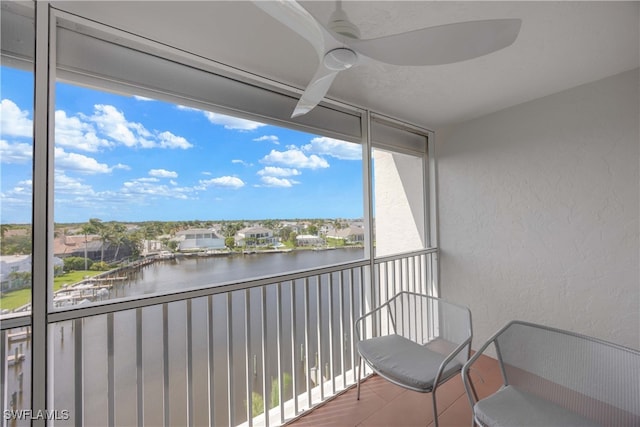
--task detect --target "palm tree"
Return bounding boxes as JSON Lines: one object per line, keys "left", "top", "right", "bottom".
{"left": 109, "top": 223, "right": 128, "bottom": 261}
{"left": 79, "top": 222, "right": 97, "bottom": 270}
{"left": 88, "top": 218, "right": 110, "bottom": 262}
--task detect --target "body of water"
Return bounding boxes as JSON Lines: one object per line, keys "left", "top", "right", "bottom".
{"left": 46, "top": 248, "right": 367, "bottom": 426}
{"left": 126, "top": 248, "right": 364, "bottom": 297}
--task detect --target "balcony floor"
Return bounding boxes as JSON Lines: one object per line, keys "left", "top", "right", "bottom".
{"left": 287, "top": 355, "right": 501, "bottom": 427}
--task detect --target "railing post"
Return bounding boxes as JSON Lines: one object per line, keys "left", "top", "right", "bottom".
{"left": 260, "top": 286, "right": 269, "bottom": 427}
{"left": 186, "top": 299, "right": 194, "bottom": 427}
{"left": 136, "top": 308, "right": 144, "bottom": 426}
{"left": 207, "top": 296, "right": 215, "bottom": 427}
{"left": 1, "top": 330, "right": 6, "bottom": 427}
{"left": 162, "top": 304, "right": 170, "bottom": 427}
{"left": 107, "top": 313, "right": 115, "bottom": 427}
{"left": 290, "top": 281, "right": 298, "bottom": 416}
{"left": 244, "top": 289, "right": 252, "bottom": 427}
{"left": 315, "top": 276, "right": 323, "bottom": 402}
{"left": 74, "top": 318, "right": 83, "bottom": 425}
{"left": 226, "top": 293, "right": 234, "bottom": 427}
{"left": 328, "top": 274, "right": 335, "bottom": 395}
{"left": 276, "top": 283, "right": 284, "bottom": 425}
{"left": 303, "top": 278, "right": 312, "bottom": 408}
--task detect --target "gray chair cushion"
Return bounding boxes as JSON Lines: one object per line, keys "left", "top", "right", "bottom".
{"left": 474, "top": 385, "right": 602, "bottom": 427}
{"left": 357, "top": 334, "right": 461, "bottom": 391}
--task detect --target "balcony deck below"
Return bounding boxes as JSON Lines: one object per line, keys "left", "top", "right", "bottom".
{"left": 287, "top": 354, "right": 501, "bottom": 427}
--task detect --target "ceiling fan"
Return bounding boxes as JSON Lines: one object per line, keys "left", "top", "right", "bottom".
{"left": 254, "top": 0, "right": 522, "bottom": 118}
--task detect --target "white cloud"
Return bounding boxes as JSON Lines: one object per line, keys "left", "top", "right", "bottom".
{"left": 54, "top": 170, "right": 197, "bottom": 209}
{"left": 1, "top": 179, "right": 33, "bottom": 207}
{"left": 54, "top": 171, "right": 95, "bottom": 195}
{"left": 0, "top": 140, "right": 32, "bottom": 163}
{"left": 253, "top": 135, "right": 280, "bottom": 144}
{"left": 133, "top": 95, "right": 154, "bottom": 102}
{"left": 121, "top": 178, "right": 195, "bottom": 200}
{"left": 178, "top": 105, "right": 266, "bottom": 131}
{"left": 157, "top": 131, "right": 193, "bottom": 149}
{"left": 89, "top": 104, "right": 142, "bottom": 147}
{"left": 203, "top": 111, "right": 266, "bottom": 131}
{"left": 149, "top": 169, "right": 178, "bottom": 178}
{"left": 1, "top": 99, "right": 33, "bottom": 138}
{"left": 177, "top": 105, "right": 200, "bottom": 112}
{"left": 54, "top": 147, "right": 127, "bottom": 175}
{"left": 303, "top": 137, "right": 361, "bottom": 160}
{"left": 55, "top": 110, "right": 112, "bottom": 152}
{"left": 260, "top": 176, "right": 298, "bottom": 188}
{"left": 232, "top": 159, "right": 252, "bottom": 167}
{"left": 261, "top": 148, "right": 329, "bottom": 169}
{"left": 200, "top": 176, "right": 245, "bottom": 189}
{"left": 257, "top": 166, "right": 301, "bottom": 177}
{"left": 54, "top": 104, "right": 195, "bottom": 150}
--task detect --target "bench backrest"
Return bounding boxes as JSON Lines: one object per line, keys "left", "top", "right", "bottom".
{"left": 494, "top": 321, "right": 640, "bottom": 426}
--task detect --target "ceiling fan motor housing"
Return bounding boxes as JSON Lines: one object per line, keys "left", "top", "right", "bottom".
{"left": 324, "top": 48, "right": 358, "bottom": 70}
{"left": 328, "top": 7, "right": 360, "bottom": 39}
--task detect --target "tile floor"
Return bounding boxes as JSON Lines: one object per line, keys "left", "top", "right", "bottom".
{"left": 287, "top": 355, "right": 502, "bottom": 427}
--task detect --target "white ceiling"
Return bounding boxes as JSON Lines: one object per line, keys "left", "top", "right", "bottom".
{"left": 53, "top": 1, "right": 639, "bottom": 130}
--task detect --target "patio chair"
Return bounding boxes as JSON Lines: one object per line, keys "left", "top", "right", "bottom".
{"left": 355, "top": 291, "right": 472, "bottom": 427}
{"left": 462, "top": 320, "right": 640, "bottom": 427}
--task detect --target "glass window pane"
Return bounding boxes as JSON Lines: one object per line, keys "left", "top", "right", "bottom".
{"left": 52, "top": 80, "right": 364, "bottom": 306}
{"left": 1, "top": 2, "right": 34, "bottom": 317}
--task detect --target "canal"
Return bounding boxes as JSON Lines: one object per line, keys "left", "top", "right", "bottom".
{"left": 19, "top": 248, "right": 367, "bottom": 426}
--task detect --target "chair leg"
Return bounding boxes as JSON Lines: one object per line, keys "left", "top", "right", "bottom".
{"left": 431, "top": 389, "right": 439, "bottom": 427}
{"left": 356, "top": 356, "right": 362, "bottom": 400}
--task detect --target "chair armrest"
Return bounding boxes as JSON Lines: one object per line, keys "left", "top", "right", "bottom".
{"left": 462, "top": 321, "right": 514, "bottom": 410}
{"left": 462, "top": 346, "right": 487, "bottom": 409}
{"left": 434, "top": 336, "right": 472, "bottom": 387}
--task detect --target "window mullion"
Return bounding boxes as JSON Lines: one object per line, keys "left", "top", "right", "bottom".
{"left": 31, "top": 1, "right": 54, "bottom": 425}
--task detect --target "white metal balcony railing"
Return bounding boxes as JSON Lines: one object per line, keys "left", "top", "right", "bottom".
{"left": 0, "top": 249, "right": 437, "bottom": 427}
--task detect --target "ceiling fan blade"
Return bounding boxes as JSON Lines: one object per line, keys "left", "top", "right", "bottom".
{"left": 292, "top": 65, "right": 339, "bottom": 117}
{"left": 253, "top": 0, "right": 327, "bottom": 59}
{"left": 348, "top": 18, "right": 522, "bottom": 66}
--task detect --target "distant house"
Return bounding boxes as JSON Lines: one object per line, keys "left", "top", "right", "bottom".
{"left": 1, "top": 255, "right": 63, "bottom": 292}
{"left": 280, "top": 221, "right": 303, "bottom": 234}
{"left": 53, "top": 234, "right": 99, "bottom": 258}
{"left": 140, "top": 239, "right": 167, "bottom": 256}
{"left": 296, "top": 234, "right": 325, "bottom": 247}
{"left": 319, "top": 224, "right": 333, "bottom": 235}
{"left": 176, "top": 228, "right": 225, "bottom": 252}
{"left": 326, "top": 226, "right": 366, "bottom": 244}
{"left": 236, "top": 227, "right": 278, "bottom": 247}
{"left": 52, "top": 235, "right": 133, "bottom": 262}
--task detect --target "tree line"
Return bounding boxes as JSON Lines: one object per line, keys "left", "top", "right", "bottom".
{"left": 1, "top": 217, "right": 357, "bottom": 257}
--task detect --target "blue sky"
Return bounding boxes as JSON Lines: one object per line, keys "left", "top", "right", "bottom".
{"left": 1, "top": 67, "right": 364, "bottom": 223}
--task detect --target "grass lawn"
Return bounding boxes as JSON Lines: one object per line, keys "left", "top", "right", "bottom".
{"left": 53, "top": 270, "right": 101, "bottom": 291}
{"left": 0, "top": 270, "right": 101, "bottom": 312}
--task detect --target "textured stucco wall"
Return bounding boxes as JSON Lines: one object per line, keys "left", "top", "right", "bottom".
{"left": 374, "top": 149, "right": 426, "bottom": 257}
{"left": 436, "top": 69, "right": 639, "bottom": 351}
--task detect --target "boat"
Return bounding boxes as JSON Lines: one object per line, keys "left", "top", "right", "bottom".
{"left": 158, "top": 251, "right": 175, "bottom": 259}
